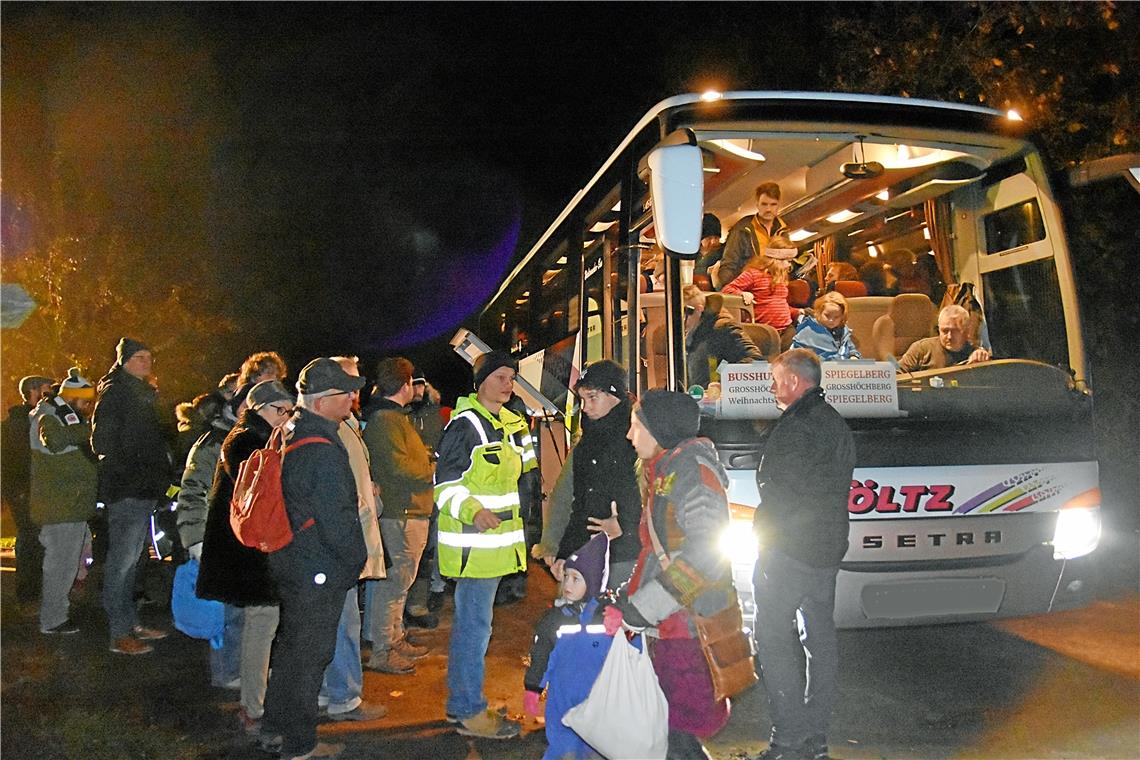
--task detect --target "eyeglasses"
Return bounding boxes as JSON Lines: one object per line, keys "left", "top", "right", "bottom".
{"left": 324, "top": 389, "right": 355, "bottom": 397}
{"left": 684, "top": 306, "right": 696, "bottom": 317}
{"left": 270, "top": 405, "right": 295, "bottom": 416}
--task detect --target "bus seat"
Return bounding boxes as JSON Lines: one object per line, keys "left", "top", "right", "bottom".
{"left": 787, "top": 278, "right": 811, "bottom": 309}
{"left": 845, "top": 296, "right": 893, "bottom": 357}
{"left": 739, "top": 322, "right": 781, "bottom": 362}
{"left": 871, "top": 293, "right": 937, "bottom": 359}
{"left": 834, "top": 280, "right": 868, "bottom": 298}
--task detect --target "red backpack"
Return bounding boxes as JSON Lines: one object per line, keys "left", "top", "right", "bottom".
{"left": 230, "top": 426, "right": 330, "bottom": 553}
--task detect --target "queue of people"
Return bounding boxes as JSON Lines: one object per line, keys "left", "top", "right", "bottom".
{"left": 5, "top": 316, "right": 990, "bottom": 760}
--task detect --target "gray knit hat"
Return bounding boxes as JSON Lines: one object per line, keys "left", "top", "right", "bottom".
{"left": 115, "top": 337, "right": 150, "bottom": 366}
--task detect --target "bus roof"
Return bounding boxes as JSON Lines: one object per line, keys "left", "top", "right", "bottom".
{"left": 486, "top": 91, "right": 1010, "bottom": 311}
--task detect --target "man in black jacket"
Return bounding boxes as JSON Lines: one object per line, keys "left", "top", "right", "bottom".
{"left": 261, "top": 358, "right": 367, "bottom": 760}
{"left": 91, "top": 338, "right": 174, "bottom": 655}
{"left": 2, "top": 374, "right": 53, "bottom": 607}
{"left": 751, "top": 349, "right": 855, "bottom": 760}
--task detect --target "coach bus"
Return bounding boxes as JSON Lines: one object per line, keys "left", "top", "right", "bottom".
{"left": 476, "top": 91, "right": 1104, "bottom": 628}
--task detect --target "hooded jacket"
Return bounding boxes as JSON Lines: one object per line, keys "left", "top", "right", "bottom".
{"left": 558, "top": 396, "right": 641, "bottom": 563}
{"left": 717, "top": 213, "right": 789, "bottom": 287}
{"left": 29, "top": 396, "right": 98, "bottom": 525}
{"left": 792, "top": 315, "right": 861, "bottom": 361}
{"left": 622, "top": 437, "right": 734, "bottom": 632}
{"left": 91, "top": 367, "right": 173, "bottom": 502}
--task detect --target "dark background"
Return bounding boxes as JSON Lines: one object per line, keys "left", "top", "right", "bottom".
{"left": 2, "top": 3, "right": 1137, "bottom": 528}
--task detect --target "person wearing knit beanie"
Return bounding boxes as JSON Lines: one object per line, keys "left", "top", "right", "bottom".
{"left": 472, "top": 350, "right": 517, "bottom": 390}
{"left": 58, "top": 368, "right": 95, "bottom": 401}
{"left": 115, "top": 337, "right": 151, "bottom": 368}
{"left": 562, "top": 533, "right": 610, "bottom": 599}
{"left": 634, "top": 389, "right": 700, "bottom": 450}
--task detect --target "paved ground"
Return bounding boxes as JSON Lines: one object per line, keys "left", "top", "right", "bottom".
{"left": 2, "top": 526, "right": 1137, "bottom": 760}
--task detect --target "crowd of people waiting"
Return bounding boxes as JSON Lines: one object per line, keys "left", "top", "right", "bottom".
{"left": 5, "top": 331, "right": 860, "bottom": 760}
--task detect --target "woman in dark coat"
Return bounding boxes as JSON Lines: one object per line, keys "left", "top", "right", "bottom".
{"left": 196, "top": 381, "right": 294, "bottom": 734}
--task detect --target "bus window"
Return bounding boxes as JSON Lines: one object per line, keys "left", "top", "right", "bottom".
{"left": 982, "top": 258, "right": 1068, "bottom": 367}
{"left": 983, "top": 198, "right": 1047, "bottom": 254}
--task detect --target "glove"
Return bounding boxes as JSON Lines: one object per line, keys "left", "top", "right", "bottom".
{"left": 187, "top": 543, "right": 203, "bottom": 562}
{"left": 523, "top": 690, "right": 542, "bottom": 717}
{"left": 603, "top": 605, "right": 624, "bottom": 635}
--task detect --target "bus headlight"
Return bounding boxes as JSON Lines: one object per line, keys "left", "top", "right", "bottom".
{"left": 719, "top": 519, "right": 758, "bottom": 565}
{"left": 1052, "top": 507, "right": 1100, "bottom": 560}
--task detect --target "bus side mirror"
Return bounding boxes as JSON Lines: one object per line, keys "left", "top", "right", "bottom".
{"left": 649, "top": 144, "right": 704, "bottom": 258}
{"left": 1067, "top": 153, "right": 1140, "bottom": 194}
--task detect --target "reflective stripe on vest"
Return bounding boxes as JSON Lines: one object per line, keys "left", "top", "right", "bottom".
{"left": 437, "top": 528, "right": 526, "bottom": 549}
{"left": 556, "top": 623, "right": 609, "bottom": 638}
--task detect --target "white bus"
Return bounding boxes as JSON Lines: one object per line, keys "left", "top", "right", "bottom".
{"left": 476, "top": 91, "right": 1105, "bottom": 628}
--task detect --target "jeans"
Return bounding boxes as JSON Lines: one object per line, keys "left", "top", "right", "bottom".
{"left": 210, "top": 604, "right": 244, "bottom": 687}
{"left": 320, "top": 585, "right": 363, "bottom": 714}
{"left": 240, "top": 604, "right": 279, "bottom": 720}
{"left": 263, "top": 572, "right": 347, "bottom": 757}
{"left": 101, "top": 498, "right": 156, "bottom": 639}
{"left": 365, "top": 517, "right": 428, "bottom": 649}
{"left": 752, "top": 549, "right": 840, "bottom": 748}
{"left": 445, "top": 575, "right": 501, "bottom": 719}
{"left": 38, "top": 522, "right": 89, "bottom": 631}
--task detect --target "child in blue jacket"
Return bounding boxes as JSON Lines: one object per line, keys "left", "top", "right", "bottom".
{"left": 524, "top": 533, "right": 611, "bottom": 760}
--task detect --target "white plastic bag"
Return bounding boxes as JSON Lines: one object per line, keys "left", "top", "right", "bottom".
{"left": 562, "top": 633, "right": 669, "bottom": 759}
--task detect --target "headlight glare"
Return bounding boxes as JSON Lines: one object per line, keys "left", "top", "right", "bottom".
{"left": 1052, "top": 507, "right": 1100, "bottom": 560}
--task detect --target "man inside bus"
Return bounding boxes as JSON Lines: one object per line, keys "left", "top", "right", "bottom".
{"left": 896, "top": 304, "right": 991, "bottom": 373}
{"left": 712, "top": 182, "right": 788, "bottom": 288}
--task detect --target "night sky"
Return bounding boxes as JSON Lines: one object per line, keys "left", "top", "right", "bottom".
{"left": 3, "top": 2, "right": 831, "bottom": 402}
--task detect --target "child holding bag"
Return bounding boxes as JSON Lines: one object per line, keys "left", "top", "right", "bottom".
{"left": 523, "top": 533, "right": 612, "bottom": 759}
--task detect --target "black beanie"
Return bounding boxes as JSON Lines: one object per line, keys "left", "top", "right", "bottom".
{"left": 701, "top": 213, "right": 722, "bottom": 240}
{"left": 636, "top": 389, "right": 700, "bottom": 449}
{"left": 115, "top": 337, "right": 150, "bottom": 366}
{"left": 575, "top": 359, "right": 627, "bottom": 399}
{"left": 473, "top": 350, "right": 518, "bottom": 390}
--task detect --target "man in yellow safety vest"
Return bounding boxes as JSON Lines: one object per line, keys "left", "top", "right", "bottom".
{"left": 434, "top": 350, "right": 536, "bottom": 740}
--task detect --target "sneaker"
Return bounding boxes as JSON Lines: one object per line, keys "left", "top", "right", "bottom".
{"left": 446, "top": 705, "right": 508, "bottom": 724}
{"left": 404, "top": 610, "right": 439, "bottom": 629}
{"left": 328, "top": 701, "right": 387, "bottom": 722}
{"left": 456, "top": 708, "right": 521, "bottom": 740}
{"left": 131, "top": 625, "right": 168, "bottom": 640}
{"left": 393, "top": 637, "right": 429, "bottom": 659}
{"left": 42, "top": 619, "right": 80, "bottom": 635}
{"left": 255, "top": 730, "right": 283, "bottom": 752}
{"left": 110, "top": 636, "right": 153, "bottom": 655}
{"left": 366, "top": 649, "right": 416, "bottom": 675}
{"left": 284, "top": 740, "right": 343, "bottom": 759}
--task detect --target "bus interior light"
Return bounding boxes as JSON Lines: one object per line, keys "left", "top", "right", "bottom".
{"left": 710, "top": 138, "right": 766, "bottom": 162}
{"left": 788, "top": 229, "right": 815, "bottom": 242}
{"left": 1006, "top": 109, "right": 1024, "bottom": 122}
{"left": 700, "top": 90, "right": 723, "bottom": 102}
{"left": 826, "top": 209, "right": 860, "bottom": 224}
{"left": 1052, "top": 507, "right": 1100, "bottom": 560}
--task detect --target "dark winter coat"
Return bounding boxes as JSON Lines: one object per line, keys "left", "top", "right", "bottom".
{"left": 91, "top": 368, "right": 173, "bottom": 503}
{"left": 686, "top": 309, "right": 764, "bottom": 387}
{"left": 754, "top": 386, "right": 856, "bottom": 567}
{"left": 197, "top": 409, "right": 277, "bottom": 606}
{"left": 558, "top": 397, "right": 642, "bottom": 563}
{"left": 269, "top": 408, "right": 367, "bottom": 593}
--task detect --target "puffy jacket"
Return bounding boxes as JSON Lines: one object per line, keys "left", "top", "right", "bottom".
{"left": 433, "top": 394, "right": 535, "bottom": 579}
{"left": 622, "top": 437, "right": 734, "bottom": 631}
{"left": 176, "top": 417, "right": 234, "bottom": 550}
{"left": 792, "top": 316, "right": 861, "bottom": 361}
{"left": 91, "top": 368, "right": 173, "bottom": 502}
{"left": 754, "top": 386, "right": 856, "bottom": 567}
{"left": 29, "top": 397, "right": 98, "bottom": 525}
{"left": 558, "top": 397, "right": 642, "bottom": 564}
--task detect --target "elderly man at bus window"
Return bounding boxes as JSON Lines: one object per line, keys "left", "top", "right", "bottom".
{"left": 896, "top": 304, "right": 991, "bottom": 373}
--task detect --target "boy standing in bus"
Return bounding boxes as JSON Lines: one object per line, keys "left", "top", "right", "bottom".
{"left": 751, "top": 349, "right": 855, "bottom": 760}
{"left": 714, "top": 182, "right": 789, "bottom": 288}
